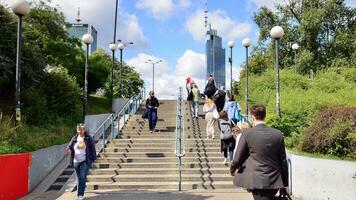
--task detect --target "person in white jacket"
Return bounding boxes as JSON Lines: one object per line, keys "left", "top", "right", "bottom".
{"left": 203, "top": 98, "right": 218, "bottom": 139}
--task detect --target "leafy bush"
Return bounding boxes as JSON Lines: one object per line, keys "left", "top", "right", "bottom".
{"left": 234, "top": 68, "right": 356, "bottom": 159}
{"left": 22, "top": 87, "right": 49, "bottom": 125}
{"left": 302, "top": 107, "right": 356, "bottom": 159}
{"left": 42, "top": 66, "right": 81, "bottom": 117}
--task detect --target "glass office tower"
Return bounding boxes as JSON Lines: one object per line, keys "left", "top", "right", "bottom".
{"left": 66, "top": 23, "right": 98, "bottom": 55}
{"left": 205, "top": 27, "right": 226, "bottom": 89}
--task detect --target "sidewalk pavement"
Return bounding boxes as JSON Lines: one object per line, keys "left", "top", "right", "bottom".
{"left": 55, "top": 190, "right": 254, "bottom": 200}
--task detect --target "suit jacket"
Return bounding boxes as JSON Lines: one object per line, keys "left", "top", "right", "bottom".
{"left": 230, "top": 123, "right": 288, "bottom": 190}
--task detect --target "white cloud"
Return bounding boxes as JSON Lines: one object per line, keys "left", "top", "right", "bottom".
{"left": 345, "top": 0, "right": 356, "bottom": 7}
{"left": 22, "top": 0, "right": 150, "bottom": 49}
{"left": 126, "top": 53, "right": 168, "bottom": 80}
{"left": 176, "top": 50, "right": 206, "bottom": 79}
{"left": 248, "top": 0, "right": 284, "bottom": 9}
{"left": 225, "top": 66, "right": 242, "bottom": 91}
{"left": 117, "top": 13, "right": 149, "bottom": 48}
{"left": 185, "top": 9, "right": 252, "bottom": 42}
{"left": 136, "top": 0, "right": 191, "bottom": 20}
{"left": 127, "top": 50, "right": 206, "bottom": 99}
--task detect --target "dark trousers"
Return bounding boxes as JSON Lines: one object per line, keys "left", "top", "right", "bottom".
{"left": 252, "top": 189, "right": 278, "bottom": 200}
{"left": 148, "top": 107, "right": 158, "bottom": 131}
{"left": 74, "top": 161, "right": 90, "bottom": 197}
{"left": 223, "top": 147, "right": 234, "bottom": 160}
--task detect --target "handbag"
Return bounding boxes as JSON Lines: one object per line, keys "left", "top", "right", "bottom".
{"left": 212, "top": 107, "right": 219, "bottom": 119}
{"left": 142, "top": 109, "right": 148, "bottom": 119}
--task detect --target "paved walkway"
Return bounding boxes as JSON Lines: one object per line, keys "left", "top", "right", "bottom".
{"left": 56, "top": 190, "right": 254, "bottom": 200}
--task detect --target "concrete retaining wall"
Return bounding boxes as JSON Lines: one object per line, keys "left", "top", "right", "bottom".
{"left": 112, "top": 98, "right": 129, "bottom": 114}
{"left": 29, "top": 144, "right": 67, "bottom": 191}
{"left": 85, "top": 113, "right": 111, "bottom": 137}
{"left": 288, "top": 153, "right": 356, "bottom": 200}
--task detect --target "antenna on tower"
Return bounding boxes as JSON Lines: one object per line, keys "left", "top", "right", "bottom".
{"left": 76, "top": 7, "right": 81, "bottom": 23}
{"left": 204, "top": 0, "right": 208, "bottom": 28}
{"left": 76, "top": 0, "right": 81, "bottom": 23}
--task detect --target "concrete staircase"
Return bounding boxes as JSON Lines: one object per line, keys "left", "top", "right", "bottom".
{"left": 86, "top": 100, "right": 180, "bottom": 191}
{"left": 182, "top": 101, "right": 245, "bottom": 192}
{"left": 84, "top": 100, "right": 246, "bottom": 193}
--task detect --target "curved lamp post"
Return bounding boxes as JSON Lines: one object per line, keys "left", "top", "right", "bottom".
{"left": 292, "top": 43, "right": 299, "bottom": 73}
{"left": 145, "top": 59, "right": 162, "bottom": 92}
{"left": 109, "top": 43, "right": 118, "bottom": 102}
{"left": 82, "top": 34, "right": 93, "bottom": 120}
{"left": 118, "top": 40, "right": 133, "bottom": 97}
{"left": 242, "top": 38, "right": 251, "bottom": 117}
{"left": 270, "top": 26, "right": 284, "bottom": 117}
{"left": 227, "top": 41, "right": 235, "bottom": 92}
{"left": 11, "top": 0, "right": 30, "bottom": 125}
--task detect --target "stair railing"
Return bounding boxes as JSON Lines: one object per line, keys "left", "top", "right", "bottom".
{"left": 91, "top": 88, "right": 145, "bottom": 153}
{"left": 175, "top": 87, "right": 185, "bottom": 191}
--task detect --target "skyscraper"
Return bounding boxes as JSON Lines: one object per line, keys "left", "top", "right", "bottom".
{"left": 205, "top": 26, "right": 226, "bottom": 89}
{"left": 66, "top": 23, "right": 98, "bottom": 55}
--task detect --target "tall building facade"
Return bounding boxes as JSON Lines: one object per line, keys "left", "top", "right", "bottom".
{"left": 66, "top": 23, "right": 98, "bottom": 55}
{"left": 205, "top": 26, "right": 226, "bottom": 89}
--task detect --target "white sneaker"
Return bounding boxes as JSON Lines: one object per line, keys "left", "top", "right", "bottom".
{"left": 223, "top": 158, "right": 227, "bottom": 164}
{"left": 77, "top": 196, "right": 84, "bottom": 200}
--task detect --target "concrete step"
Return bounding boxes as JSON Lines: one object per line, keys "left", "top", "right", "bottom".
{"left": 110, "top": 139, "right": 176, "bottom": 143}
{"left": 103, "top": 147, "right": 220, "bottom": 153}
{"left": 117, "top": 135, "right": 176, "bottom": 139}
{"left": 96, "top": 156, "right": 231, "bottom": 163}
{"left": 120, "top": 131, "right": 177, "bottom": 135}
{"left": 85, "top": 181, "right": 237, "bottom": 190}
{"left": 106, "top": 143, "right": 175, "bottom": 148}
{"left": 100, "top": 152, "right": 225, "bottom": 158}
{"left": 93, "top": 161, "right": 230, "bottom": 169}
{"left": 87, "top": 174, "right": 233, "bottom": 183}
{"left": 89, "top": 168, "right": 230, "bottom": 175}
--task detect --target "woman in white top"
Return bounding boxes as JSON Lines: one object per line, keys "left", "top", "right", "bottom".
{"left": 203, "top": 98, "right": 218, "bottom": 139}
{"left": 66, "top": 124, "right": 97, "bottom": 200}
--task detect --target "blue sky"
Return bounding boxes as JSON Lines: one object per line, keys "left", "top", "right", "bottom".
{"left": 3, "top": 0, "right": 353, "bottom": 98}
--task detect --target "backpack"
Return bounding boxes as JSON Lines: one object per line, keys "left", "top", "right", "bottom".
{"left": 204, "top": 81, "right": 217, "bottom": 99}
{"left": 219, "top": 119, "right": 233, "bottom": 140}
{"left": 187, "top": 91, "right": 193, "bottom": 101}
{"left": 234, "top": 109, "right": 242, "bottom": 122}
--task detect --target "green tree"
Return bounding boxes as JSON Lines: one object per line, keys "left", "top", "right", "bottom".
{"left": 251, "top": 0, "right": 356, "bottom": 74}
{"left": 88, "top": 49, "right": 111, "bottom": 93}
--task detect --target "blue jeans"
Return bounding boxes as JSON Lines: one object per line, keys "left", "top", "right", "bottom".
{"left": 191, "top": 101, "right": 199, "bottom": 117}
{"left": 148, "top": 107, "right": 157, "bottom": 131}
{"left": 74, "top": 161, "right": 91, "bottom": 197}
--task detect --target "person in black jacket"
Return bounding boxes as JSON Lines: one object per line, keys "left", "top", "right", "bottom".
{"left": 66, "top": 123, "right": 97, "bottom": 200}
{"left": 146, "top": 91, "right": 159, "bottom": 133}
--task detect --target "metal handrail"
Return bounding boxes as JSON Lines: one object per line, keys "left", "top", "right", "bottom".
{"left": 90, "top": 88, "right": 145, "bottom": 153}
{"left": 175, "top": 87, "right": 185, "bottom": 191}
{"left": 287, "top": 156, "right": 293, "bottom": 195}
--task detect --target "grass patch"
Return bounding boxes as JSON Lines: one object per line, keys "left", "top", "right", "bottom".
{"left": 0, "top": 95, "right": 111, "bottom": 154}
{"left": 88, "top": 95, "right": 111, "bottom": 115}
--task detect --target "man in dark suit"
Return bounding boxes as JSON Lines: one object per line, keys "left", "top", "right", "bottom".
{"left": 230, "top": 104, "right": 288, "bottom": 200}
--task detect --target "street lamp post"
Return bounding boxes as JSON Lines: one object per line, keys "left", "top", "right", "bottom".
{"left": 117, "top": 41, "right": 133, "bottom": 97}
{"left": 292, "top": 43, "right": 299, "bottom": 73}
{"left": 11, "top": 0, "right": 30, "bottom": 125}
{"left": 145, "top": 59, "right": 162, "bottom": 92}
{"left": 82, "top": 34, "right": 93, "bottom": 120}
{"left": 110, "top": 0, "right": 119, "bottom": 102}
{"left": 242, "top": 38, "right": 251, "bottom": 116}
{"left": 228, "top": 41, "right": 235, "bottom": 92}
{"left": 109, "top": 43, "right": 118, "bottom": 101}
{"left": 270, "top": 26, "right": 285, "bottom": 117}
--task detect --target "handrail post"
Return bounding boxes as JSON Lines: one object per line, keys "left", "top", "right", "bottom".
{"left": 118, "top": 113, "right": 121, "bottom": 136}
{"left": 123, "top": 108, "right": 126, "bottom": 127}
{"left": 102, "top": 125, "right": 105, "bottom": 152}
{"left": 111, "top": 114, "right": 114, "bottom": 140}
